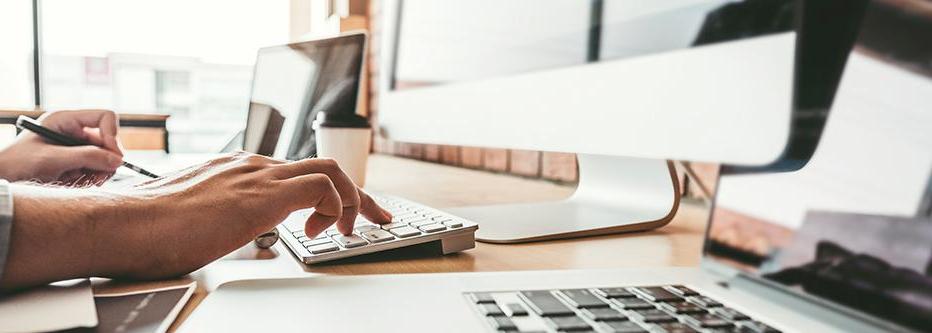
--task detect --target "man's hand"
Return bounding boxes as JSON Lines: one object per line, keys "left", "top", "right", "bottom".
{"left": 0, "top": 110, "right": 123, "bottom": 185}
{"left": 1, "top": 153, "right": 392, "bottom": 290}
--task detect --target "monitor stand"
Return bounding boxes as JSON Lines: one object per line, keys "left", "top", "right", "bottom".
{"left": 447, "top": 154, "right": 680, "bottom": 244}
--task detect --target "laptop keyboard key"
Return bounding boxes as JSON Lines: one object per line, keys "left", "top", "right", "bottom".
{"left": 546, "top": 316, "right": 591, "bottom": 331}
{"left": 682, "top": 313, "right": 733, "bottom": 328}
{"left": 612, "top": 297, "right": 655, "bottom": 310}
{"left": 601, "top": 321, "right": 647, "bottom": 333}
{"left": 595, "top": 288, "right": 636, "bottom": 298}
{"left": 581, "top": 308, "right": 627, "bottom": 321}
{"left": 518, "top": 290, "right": 576, "bottom": 317}
{"left": 505, "top": 303, "right": 528, "bottom": 316}
{"left": 713, "top": 307, "right": 750, "bottom": 321}
{"left": 332, "top": 234, "right": 368, "bottom": 248}
{"left": 478, "top": 303, "right": 506, "bottom": 316}
{"left": 665, "top": 285, "right": 699, "bottom": 297}
{"left": 467, "top": 293, "right": 496, "bottom": 304}
{"left": 688, "top": 296, "right": 722, "bottom": 308}
{"left": 628, "top": 309, "right": 676, "bottom": 323}
{"left": 487, "top": 316, "right": 518, "bottom": 331}
{"left": 559, "top": 289, "right": 609, "bottom": 308}
{"left": 654, "top": 322, "right": 699, "bottom": 333}
{"left": 737, "top": 320, "right": 780, "bottom": 333}
{"left": 657, "top": 301, "right": 707, "bottom": 314}
{"left": 360, "top": 229, "right": 395, "bottom": 243}
{"left": 632, "top": 287, "right": 683, "bottom": 302}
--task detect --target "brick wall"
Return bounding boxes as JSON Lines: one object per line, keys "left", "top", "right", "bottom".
{"left": 363, "top": 0, "right": 718, "bottom": 195}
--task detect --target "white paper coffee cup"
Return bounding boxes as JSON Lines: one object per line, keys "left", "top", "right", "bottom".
{"left": 313, "top": 112, "right": 372, "bottom": 187}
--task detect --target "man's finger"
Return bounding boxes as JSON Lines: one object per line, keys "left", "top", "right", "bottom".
{"left": 271, "top": 158, "right": 360, "bottom": 234}
{"left": 358, "top": 190, "right": 392, "bottom": 224}
{"left": 277, "top": 174, "right": 343, "bottom": 238}
{"left": 52, "top": 146, "right": 122, "bottom": 173}
{"left": 44, "top": 110, "right": 121, "bottom": 155}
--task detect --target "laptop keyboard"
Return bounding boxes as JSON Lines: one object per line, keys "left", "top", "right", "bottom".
{"left": 465, "top": 285, "right": 780, "bottom": 333}
{"left": 278, "top": 194, "right": 478, "bottom": 264}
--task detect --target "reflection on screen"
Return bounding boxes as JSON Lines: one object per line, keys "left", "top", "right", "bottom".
{"left": 707, "top": 1, "right": 932, "bottom": 330}
{"left": 248, "top": 35, "right": 363, "bottom": 160}
{"left": 393, "top": 0, "right": 793, "bottom": 90}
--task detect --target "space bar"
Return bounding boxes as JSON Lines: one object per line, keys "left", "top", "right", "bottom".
{"left": 518, "top": 291, "right": 575, "bottom": 317}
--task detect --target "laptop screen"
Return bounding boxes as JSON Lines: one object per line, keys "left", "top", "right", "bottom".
{"left": 705, "top": 0, "right": 932, "bottom": 330}
{"left": 246, "top": 33, "right": 365, "bottom": 160}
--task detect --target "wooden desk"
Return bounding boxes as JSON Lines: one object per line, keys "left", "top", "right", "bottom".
{"left": 90, "top": 154, "right": 710, "bottom": 331}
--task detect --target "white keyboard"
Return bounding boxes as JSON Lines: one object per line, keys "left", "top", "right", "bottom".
{"left": 277, "top": 194, "right": 479, "bottom": 264}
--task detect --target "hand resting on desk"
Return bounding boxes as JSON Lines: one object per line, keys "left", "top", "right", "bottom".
{"left": 1, "top": 152, "right": 392, "bottom": 291}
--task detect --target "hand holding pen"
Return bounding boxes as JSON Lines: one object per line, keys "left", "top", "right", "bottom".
{"left": 0, "top": 111, "right": 158, "bottom": 185}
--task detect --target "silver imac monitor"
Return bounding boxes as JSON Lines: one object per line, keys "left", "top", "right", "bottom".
{"left": 377, "top": 0, "right": 861, "bottom": 243}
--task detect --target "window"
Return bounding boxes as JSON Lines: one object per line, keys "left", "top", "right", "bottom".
{"left": 0, "top": 1, "right": 36, "bottom": 108}
{"left": 40, "top": 0, "right": 290, "bottom": 152}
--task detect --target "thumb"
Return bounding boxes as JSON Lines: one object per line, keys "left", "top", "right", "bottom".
{"left": 51, "top": 145, "right": 123, "bottom": 173}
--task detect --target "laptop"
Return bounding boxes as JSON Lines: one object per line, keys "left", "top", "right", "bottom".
{"left": 179, "top": 1, "right": 932, "bottom": 332}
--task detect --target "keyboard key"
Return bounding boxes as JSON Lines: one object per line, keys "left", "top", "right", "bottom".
{"left": 518, "top": 290, "right": 576, "bottom": 317}
{"left": 442, "top": 220, "right": 464, "bottom": 228}
{"left": 737, "top": 321, "right": 780, "bottom": 333}
{"left": 628, "top": 309, "right": 676, "bottom": 323}
{"left": 410, "top": 219, "right": 437, "bottom": 227}
{"left": 504, "top": 303, "right": 528, "bottom": 316}
{"left": 354, "top": 225, "right": 379, "bottom": 233}
{"left": 302, "top": 238, "right": 333, "bottom": 247}
{"left": 418, "top": 223, "right": 447, "bottom": 233}
{"left": 325, "top": 229, "right": 342, "bottom": 236}
{"left": 688, "top": 296, "right": 722, "bottom": 308}
{"left": 581, "top": 308, "right": 626, "bottom": 321}
{"left": 601, "top": 321, "right": 647, "bottom": 333}
{"left": 467, "top": 293, "right": 496, "bottom": 304}
{"left": 665, "top": 285, "right": 699, "bottom": 297}
{"left": 307, "top": 242, "right": 339, "bottom": 254}
{"left": 657, "top": 301, "right": 707, "bottom": 314}
{"left": 654, "top": 322, "right": 699, "bottom": 333}
{"left": 389, "top": 226, "right": 421, "bottom": 238}
{"left": 631, "top": 287, "right": 683, "bottom": 302}
{"left": 681, "top": 313, "right": 732, "bottom": 328}
{"left": 296, "top": 236, "right": 311, "bottom": 242}
{"left": 559, "top": 289, "right": 609, "bottom": 308}
{"left": 360, "top": 229, "right": 395, "bottom": 243}
{"left": 332, "top": 234, "right": 368, "bottom": 248}
{"left": 487, "top": 316, "right": 517, "bottom": 331}
{"left": 713, "top": 307, "right": 750, "bottom": 321}
{"left": 546, "top": 316, "right": 591, "bottom": 331}
{"left": 595, "top": 288, "right": 636, "bottom": 298}
{"left": 292, "top": 231, "right": 305, "bottom": 238}
{"left": 612, "top": 297, "right": 655, "bottom": 310}
{"left": 478, "top": 303, "right": 506, "bottom": 316}
{"left": 379, "top": 222, "right": 408, "bottom": 230}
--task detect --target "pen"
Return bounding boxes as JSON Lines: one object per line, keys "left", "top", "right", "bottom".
{"left": 15, "top": 115, "right": 160, "bottom": 178}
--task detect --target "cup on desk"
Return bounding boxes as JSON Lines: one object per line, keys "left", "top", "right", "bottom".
{"left": 313, "top": 111, "right": 372, "bottom": 187}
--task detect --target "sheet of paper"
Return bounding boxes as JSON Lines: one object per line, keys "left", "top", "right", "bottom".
{"left": 92, "top": 282, "right": 196, "bottom": 333}
{"left": 0, "top": 279, "right": 98, "bottom": 333}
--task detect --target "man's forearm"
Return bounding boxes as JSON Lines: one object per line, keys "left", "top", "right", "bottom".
{"left": 0, "top": 184, "right": 135, "bottom": 291}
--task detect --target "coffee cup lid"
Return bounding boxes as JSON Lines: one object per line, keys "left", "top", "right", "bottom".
{"left": 312, "top": 111, "right": 370, "bottom": 129}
